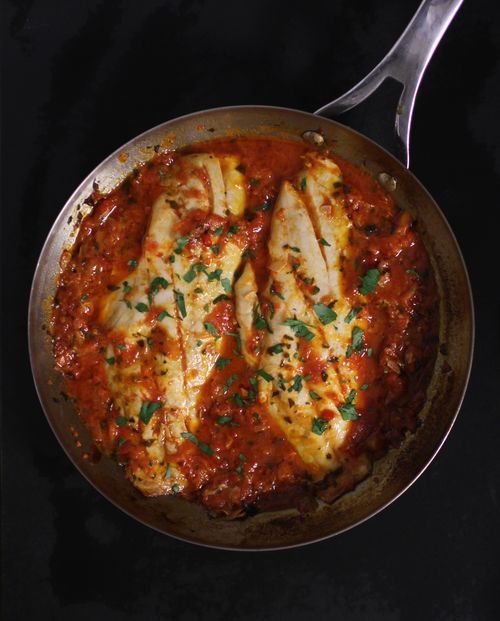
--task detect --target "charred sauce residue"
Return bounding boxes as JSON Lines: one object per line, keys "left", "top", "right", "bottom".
{"left": 51, "top": 137, "right": 438, "bottom": 516}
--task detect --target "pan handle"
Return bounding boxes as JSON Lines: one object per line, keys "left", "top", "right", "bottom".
{"left": 315, "top": 0, "right": 463, "bottom": 167}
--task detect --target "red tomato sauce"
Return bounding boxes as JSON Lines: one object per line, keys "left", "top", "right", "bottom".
{"left": 51, "top": 137, "right": 438, "bottom": 515}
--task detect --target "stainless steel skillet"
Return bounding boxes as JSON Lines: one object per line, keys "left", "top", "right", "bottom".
{"left": 29, "top": 0, "right": 473, "bottom": 550}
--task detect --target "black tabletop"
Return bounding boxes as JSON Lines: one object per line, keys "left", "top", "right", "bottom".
{"left": 2, "top": 1, "right": 499, "bottom": 619}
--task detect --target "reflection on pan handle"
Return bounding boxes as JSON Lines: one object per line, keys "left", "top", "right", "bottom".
{"left": 315, "top": 0, "right": 463, "bottom": 168}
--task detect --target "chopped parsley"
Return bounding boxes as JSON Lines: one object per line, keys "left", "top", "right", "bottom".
{"left": 249, "top": 177, "right": 260, "bottom": 186}
{"left": 217, "top": 415, "right": 233, "bottom": 425}
{"left": 213, "top": 293, "right": 230, "bottom": 304}
{"left": 223, "top": 373, "right": 239, "bottom": 393}
{"left": 309, "top": 390, "right": 322, "bottom": 401}
{"left": 367, "top": 347, "right": 373, "bottom": 357}
{"left": 228, "top": 224, "right": 239, "bottom": 235}
{"left": 282, "top": 318, "right": 315, "bottom": 341}
{"left": 135, "top": 302, "right": 149, "bottom": 313}
{"left": 231, "top": 393, "right": 246, "bottom": 407}
{"left": 80, "top": 293, "right": 89, "bottom": 302}
{"left": 270, "top": 281, "right": 285, "bottom": 300}
{"left": 174, "top": 290, "right": 186, "bottom": 318}
{"left": 299, "top": 177, "right": 307, "bottom": 191}
{"left": 157, "top": 310, "right": 173, "bottom": 321}
{"left": 267, "top": 343, "right": 283, "bottom": 355}
{"left": 116, "top": 416, "right": 128, "bottom": 427}
{"left": 164, "top": 463, "right": 172, "bottom": 479}
{"left": 174, "top": 235, "right": 189, "bottom": 254}
{"left": 358, "top": 268, "right": 381, "bottom": 295}
{"left": 204, "top": 321, "right": 219, "bottom": 337}
{"left": 215, "top": 357, "right": 231, "bottom": 370}
{"left": 319, "top": 238, "right": 331, "bottom": 247}
{"left": 289, "top": 246, "right": 301, "bottom": 253}
{"left": 221, "top": 277, "right": 232, "bottom": 293}
{"left": 105, "top": 356, "right": 115, "bottom": 365}
{"left": 207, "top": 269, "right": 222, "bottom": 282}
{"left": 313, "top": 303, "right": 337, "bottom": 325}
{"left": 127, "top": 258, "right": 138, "bottom": 271}
{"left": 150, "top": 276, "right": 169, "bottom": 294}
{"left": 213, "top": 225, "right": 224, "bottom": 236}
{"left": 345, "top": 307, "right": 362, "bottom": 324}
{"left": 122, "top": 281, "right": 132, "bottom": 294}
{"left": 257, "top": 369, "right": 273, "bottom": 383}
{"left": 289, "top": 375, "right": 303, "bottom": 392}
{"left": 183, "top": 266, "right": 197, "bottom": 282}
{"left": 312, "top": 418, "right": 328, "bottom": 435}
{"left": 210, "top": 244, "right": 220, "bottom": 255}
{"left": 360, "top": 383, "right": 369, "bottom": 391}
{"left": 253, "top": 304, "right": 272, "bottom": 333}
{"left": 346, "top": 326, "right": 364, "bottom": 358}
{"left": 406, "top": 268, "right": 419, "bottom": 277}
{"left": 139, "top": 401, "right": 162, "bottom": 425}
{"left": 255, "top": 202, "right": 272, "bottom": 211}
{"left": 180, "top": 432, "right": 214, "bottom": 456}
{"left": 339, "top": 389, "right": 359, "bottom": 421}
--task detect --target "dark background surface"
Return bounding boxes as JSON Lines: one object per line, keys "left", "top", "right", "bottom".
{"left": 2, "top": 0, "right": 499, "bottom": 619}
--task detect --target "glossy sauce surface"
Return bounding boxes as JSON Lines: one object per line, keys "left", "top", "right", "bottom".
{"left": 51, "top": 137, "right": 438, "bottom": 515}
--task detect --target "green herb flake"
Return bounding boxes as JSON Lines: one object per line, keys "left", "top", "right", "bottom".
{"left": 139, "top": 401, "right": 162, "bottom": 425}
{"left": 358, "top": 268, "right": 381, "bottom": 295}
{"left": 157, "top": 310, "right": 173, "bottom": 321}
{"left": 213, "top": 293, "right": 230, "bottom": 304}
{"left": 289, "top": 375, "right": 303, "bottom": 392}
{"left": 249, "top": 177, "right": 260, "bottom": 186}
{"left": 267, "top": 343, "right": 283, "bottom": 355}
{"left": 344, "top": 307, "right": 362, "bottom": 324}
{"left": 282, "top": 318, "right": 315, "bottom": 341}
{"left": 257, "top": 369, "right": 273, "bottom": 383}
{"left": 150, "top": 276, "right": 169, "bottom": 293}
{"left": 80, "top": 293, "right": 89, "bottom": 302}
{"left": 289, "top": 246, "right": 301, "bottom": 253}
{"left": 207, "top": 269, "right": 223, "bottom": 282}
{"left": 198, "top": 442, "right": 214, "bottom": 456}
{"left": 105, "top": 357, "right": 115, "bottom": 365}
{"left": 255, "top": 202, "right": 272, "bottom": 212}
{"left": 214, "top": 226, "right": 224, "bottom": 236}
{"left": 270, "top": 281, "right": 285, "bottom": 300}
{"left": 312, "top": 418, "right": 328, "bottom": 435}
{"left": 339, "top": 389, "right": 359, "bottom": 421}
{"left": 210, "top": 244, "right": 220, "bottom": 255}
{"left": 319, "top": 238, "right": 331, "bottom": 247}
{"left": 309, "top": 390, "right": 322, "bottom": 401}
{"left": 127, "top": 258, "right": 138, "bottom": 271}
{"left": 194, "top": 287, "right": 203, "bottom": 294}
{"left": 135, "top": 302, "right": 149, "bottom": 313}
{"left": 367, "top": 347, "right": 373, "bottom": 357}
{"left": 121, "top": 299, "right": 132, "bottom": 309}
{"left": 228, "top": 224, "right": 239, "bottom": 236}
{"left": 216, "top": 357, "right": 231, "bottom": 370}
{"left": 116, "top": 416, "right": 128, "bottom": 427}
{"left": 116, "top": 344, "right": 127, "bottom": 351}
{"left": 174, "top": 235, "right": 189, "bottom": 254}
{"left": 122, "top": 281, "right": 132, "bottom": 294}
{"left": 217, "top": 415, "right": 233, "bottom": 425}
{"left": 313, "top": 303, "right": 337, "bottom": 325}
{"left": 171, "top": 483, "right": 180, "bottom": 494}
{"left": 204, "top": 322, "right": 219, "bottom": 337}
{"left": 231, "top": 393, "right": 246, "bottom": 408}
{"left": 223, "top": 373, "right": 239, "bottom": 393}
{"left": 299, "top": 177, "right": 307, "bottom": 191}
{"left": 360, "top": 383, "right": 369, "bottom": 391}
{"left": 164, "top": 463, "right": 172, "bottom": 479}
{"left": 183, "top": 266, "right": 197, "bottom": 282}
{"left": 406, "top": 268, "right": 419, "bottom": 277}
{"left": 118, "top": 437, "right": 127, "bottom": 447}
{"left": 221, "top": 277, "right": 232, "bottom": 293}
{"left": 174, "top": 290, "right": 187, "bottom": 318}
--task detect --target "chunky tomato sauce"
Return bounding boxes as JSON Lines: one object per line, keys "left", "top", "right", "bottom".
{"left": 51, "top": 137, "right": 438, "bottom": 516}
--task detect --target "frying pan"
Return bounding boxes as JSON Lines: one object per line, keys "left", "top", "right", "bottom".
{"left": 29, "top": 0, "right": 473, "bottom": 550}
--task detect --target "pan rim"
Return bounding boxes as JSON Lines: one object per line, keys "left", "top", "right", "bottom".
{"left": 27, "top": 103, "right": 475, "bottom": 550}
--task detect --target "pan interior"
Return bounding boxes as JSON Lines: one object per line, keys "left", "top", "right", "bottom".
{"left": 29, "top": 106, "right": 473, "bottom": 549}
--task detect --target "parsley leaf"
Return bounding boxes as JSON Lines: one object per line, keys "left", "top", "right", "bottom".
{"left": 289, "top": 375, "right": 303, "bottom": 392}
{"left": 105, "top": 357, "right": 115, "bottom": 365}
{"left": 157, "top": 310, "right": 173, "bottom": 321}
{"left": 312, "top": 418, "right": 328, "bottom": 435}
{"left": 228, "top": 224, "right": 239, "bottom": 235}
{"left": 183, "top": 266, "right": 197, "bottom": 282}
{"left": 339, "top": 389, "right": 359, "bottom": 421}
{"left": 223, "top": 373, "right": 239, "bottom": 393}
{"left": 215, "top": 357, "right": 231, "bottom": 370}
{"left": 267, "top": 343, "right": 283, "bottom": 355}
{"left": 309, "top": 390, "right": 322, "bottom": 401}
{"left": 313, "top": 303, "right": 337, "bottom": 325}
{"left": 210, "top": 244, "right": 220, "bottom": 255}
{"left": 217, "top": 415, "right": 233, "bottom": 425}
{"left": 221, "top": 277, "right": 232, "bottom": 293}
{"left": 257, "top": 369, "right": 273, "bottom": 382}
{"left": 135, "top": 302, "right": 149, "bottom": 313}
{"left": 213, "top": 293, "right": 230, "bottom": 304}
{"left": 213, "top": 226, "right": 224, "bottom": 236}
{"left": 127, "top": 258, "right": 138, "bottom": 271}
{"left": 344, "top": 307, "right": 362, "bottom": 324}
{"left": 282, "top": 318, "right": 315, "bottom": 341}
{"left": 122, "top": 281, "right": 132, "bottom": 294}
{"left": 358, "top": 268, "right": 381, "bottom": 295}
{"left": 180, "top": 431, "right": 214, "bottom": 456}
{"left": 116, "top": 416, "right": 128, "bottom": 426}
{"left": 139, "top": 401, "right": 162, "bottom": 424}
{"left": 204, "top": 322, "right": 219, "bottom": 337}
{"left": 299, "top": 177, "right": 307, "bottom": 191}
{"left": 174, "top": 290, "right": 186, "bottom": 318}
{"left": 255, "top": 202, "right": 271, "bottom": 211}
{"left": 207, "top": 269, "right": 222, "bottom": 282}
{"left": 319, "top": 238, "right": 331, "bottom": 247}
{"left": 174, "top": 236, "right": 189, "bottom": 254}
{"left": 150, "top": 276, "right": 169, "bottom": 293}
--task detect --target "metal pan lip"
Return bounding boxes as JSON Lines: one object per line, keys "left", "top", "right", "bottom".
{"left": 28, "top": 103, "right": 475, "bottom": 551}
